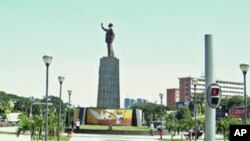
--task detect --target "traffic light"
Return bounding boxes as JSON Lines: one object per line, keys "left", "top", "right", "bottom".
{"left": 206, "top": 83, "right": 221, "bottom": 108}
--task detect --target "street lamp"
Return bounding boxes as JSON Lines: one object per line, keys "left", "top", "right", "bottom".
{"left": 57, "top": 76, "right": 65, "bottom": 141}
{"left": 192, "top": 78, "right": 198, "bottom": 141}
{"left": 159, "top": 93, "right": 164, "bottom": 140}
{"left": 240, "top": 63, "right": 249, "bottom": 125}
{"left": 43, "top": 55, "right": 53, "bottom": 141}
{"left": 30, "top": 102, "right": 53, "bottom": 118}
{"left": 68, "top": 90, "right": 72, "bottom": 128}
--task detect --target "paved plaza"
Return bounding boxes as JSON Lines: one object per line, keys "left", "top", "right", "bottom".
{"left": 69, "top": 133, "right": 226, "bottom": 141}
{"left": 0, "top": 127, "right": 225, "bottom": 141}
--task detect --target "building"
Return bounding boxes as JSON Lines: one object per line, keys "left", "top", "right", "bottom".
{"left": 124, "top": 98, "right": 136, "bottom": 108}
{"left": 179, "top": 77, "right": 205, "bottom": 104}
{"left": 166, "top": 88, "right": 179, "bottom": 106}
{"left": 165, "top": 77, "right": 243, "bottom": 106}
{"left": 124, "top": 98, "right": 148, "bottom": 108}
{"left": 136, "top": 98, "right": 148, "bottom": 104}
{"left": 179, "top": 77, "right": 243, "bottom": 104}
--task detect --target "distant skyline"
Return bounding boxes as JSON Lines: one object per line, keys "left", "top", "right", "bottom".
{"left": 1, "top": 0, "right": 250, "bottom": 107}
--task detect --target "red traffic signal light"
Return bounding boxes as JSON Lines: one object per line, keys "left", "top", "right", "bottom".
{"left": 211, "top": 88, "right": 219, "bottom": 96}
{"left": 206, "top": 83, "right": 221, "bottom": 109}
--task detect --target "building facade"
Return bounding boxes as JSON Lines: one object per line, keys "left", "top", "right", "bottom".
{"left": 124, "top": 98, "right": 136, "bottom": 108}
{"left": 124, "top": 98, "right": 148, "bottom": 108}
{"left": 179, "top": 77, "right": 243, "bottom": 104}
{"left": 165, "top": 77, "right": 243, "bottom": 106}
{"left": 166, "top": 88, "right": 179, "bottom": 106}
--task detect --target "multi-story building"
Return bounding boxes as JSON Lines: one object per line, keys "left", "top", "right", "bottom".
{"left": 124, "top": 98, "right": 148, "bottom": 108}
{"left": 124, "top": 98, "right": 136, "bottom": 108}
{"left": 166, "top": 88, "right": 179, "bottom": 106}
{"left": 179, "top": 77, "right": 243, "bottom": 104}
{"left": 137, "top": 98, "right": 148, "bottom": 104}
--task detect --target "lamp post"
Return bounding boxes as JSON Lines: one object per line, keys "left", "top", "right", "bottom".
{"left": 159, "top": 93, "right": 164, "bottom": 140}
{"left": 57, "top": 76, "right": 65, "bottom": 141}
{"left": 192, "top": 78, "right": 198, "bottom": 141}
{"left": 68, "top": 90, "right": 72, "bottom": 128}
{"left": 43, "top": 55, "right": 53, "bottom": 141}
{"left": 30, "top": 102, "right": 53, "bottom": 118}
{"left": 240, "top": 63, "right": 249, "bottom": 125}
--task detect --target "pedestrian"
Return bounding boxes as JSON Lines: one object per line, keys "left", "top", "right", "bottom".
{"left": 149, "top": 122, "right": 154, "bottom": 136}
{"left": 75, "top": 119, "right": 80, "bottom": 133}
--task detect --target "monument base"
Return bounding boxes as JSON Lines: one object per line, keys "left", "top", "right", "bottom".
{"left": 97, "top": 57, "right": 120, "bottom": 108}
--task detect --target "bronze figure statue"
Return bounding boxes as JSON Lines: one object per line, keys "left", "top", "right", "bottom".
{"left": 101, "top": 23, "right": 115, "bottom": 57}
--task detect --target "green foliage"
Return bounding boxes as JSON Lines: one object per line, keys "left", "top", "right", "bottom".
{"left": 131, "top": 102, "right": 165, "bottom": 123}
{"left": 189, "top": 93, "right": 205, "bottom": 116}
{"left": 175, "top": 107, "right": 191, "bottom": 120}
{"left": 0, "top": 91, "right": 14, "bottom": 118}
{"left": 16, "top": 109, "right": 60, "bottom": 141}
{"left": 16, "top": 114, "right": 44, "bottom": 141}
{"left": 216, "top": 117, "right": 240, "bottom": 141}
{"left": 48, "top": 108, "right": 58, "bottom": 138}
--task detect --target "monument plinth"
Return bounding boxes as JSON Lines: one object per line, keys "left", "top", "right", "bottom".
{"left": 97, "top": 57, "right": 120, "bottom": 108}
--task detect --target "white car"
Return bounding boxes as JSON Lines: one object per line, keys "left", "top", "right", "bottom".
{"left": 156, "top": 124, "right": 166, "bottom": 129}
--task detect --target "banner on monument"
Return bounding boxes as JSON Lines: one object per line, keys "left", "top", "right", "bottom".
{"left": 86, "top": 108, "right": 133, "bottom": 125}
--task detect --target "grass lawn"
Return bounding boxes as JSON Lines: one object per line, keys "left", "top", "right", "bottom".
{"left": 80, "top": 125, "right": 149, "bottom": 131}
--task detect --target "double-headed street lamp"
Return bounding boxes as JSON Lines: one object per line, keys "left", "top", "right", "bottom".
{"left": 159, "top": 93, "right": 164, "bottom": 140}
{"left": 43, "top": 55, "right": 53, "bottom": 141}
{"left": 30, "top": 102, "right": 53, "bottom": 118}
{"left": 68, "top": 90, "right": 72, "bottom": 128}
{"left": 57, "top": 76, "right": 65, "bottom": 141}
{"left": 240, "top": 63, "right": 249, "bottom": 125}
{"left": 192, "top": 78, "right": 198, "bottom": 141}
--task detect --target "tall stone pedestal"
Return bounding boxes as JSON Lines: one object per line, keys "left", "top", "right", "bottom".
{"left": 97, "top": 57, "right": 120, "bottom": 108}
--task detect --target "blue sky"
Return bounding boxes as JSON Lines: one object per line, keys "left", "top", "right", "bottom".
{"left": 1, "top": 0, "right": 250, "bottom": 107}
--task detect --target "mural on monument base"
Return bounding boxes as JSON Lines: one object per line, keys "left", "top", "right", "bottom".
{"left": 86, "top": 108, "right": 133, "bottom": 125}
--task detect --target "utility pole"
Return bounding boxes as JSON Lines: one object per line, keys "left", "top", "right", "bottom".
{"left": 205, "top": 34, "right": 216, "bottom": 141}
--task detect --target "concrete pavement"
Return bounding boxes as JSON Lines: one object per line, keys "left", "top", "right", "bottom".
{"left": 0, "top": 127, "right": 30, "bottom": 141}
{"left": 69, "top": 133, "right": 225, "bottom": 141}
{"left": 0, "top": 133, "right": 30, "bottom": 141}
{"left": 0, "top": 127, "right": 226, "bottom": 141}
{"left": 69, "top": 133, "right": 159, "bottom": 141}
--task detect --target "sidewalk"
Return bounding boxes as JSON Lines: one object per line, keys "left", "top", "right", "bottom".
{"left": 69, "top": 133, "right": 225, "bottom": 141}
{"left": 0, "top": 134, "right": 30, "bottom": 141}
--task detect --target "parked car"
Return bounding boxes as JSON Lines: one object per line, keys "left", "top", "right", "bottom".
{"left": 0, "top": 119, "right": 8, "bottom": 127}
{"left": 156, "top": 124, "right": 167, "bottom": 129}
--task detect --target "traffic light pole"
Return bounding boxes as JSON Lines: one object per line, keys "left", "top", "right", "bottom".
{"left": 205, "top": 34, "right": 216, "bottom": 141}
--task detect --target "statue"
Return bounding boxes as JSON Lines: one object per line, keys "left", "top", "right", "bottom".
{"left": 101, "top": 23, "right": 115, "bottom": 57}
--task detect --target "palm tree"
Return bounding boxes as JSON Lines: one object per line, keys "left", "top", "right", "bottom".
{"left": 216, "top": 117, "right": 240, "bottom": 141}
{"left": 16, "top": 114, "right": 45, "bottom": 141}
{"left": 48, "top": 108, "right": 57, "bottom": 138}
{"left": 16, "top": 114, "right": 34, "bottom": 141}
{"left": 0, "top": 95, "right": 14, "bottom": 118}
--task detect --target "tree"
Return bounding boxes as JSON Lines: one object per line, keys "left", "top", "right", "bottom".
{"left": 175, "top": 107, "right": 191, "bottom": 120}
{"left": 16, "top": 114, "right": 44, "bottom": 141}
{"left": 0, "top": 91, "right": 14, "bottom": 118}
{"left": 227, "top": 96, "right": 243, "bottom": 110}
{"left": 16, "top": 108, "right": 59, "bottom": 140}
{"left": 216, "top": 117, "right": 240, "bottom": 141}
{"left": 131, "top": 102, "right": 164, "bottom": 124}
{"left": 189, "top": 93, "right": 205, "bottom": 116}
